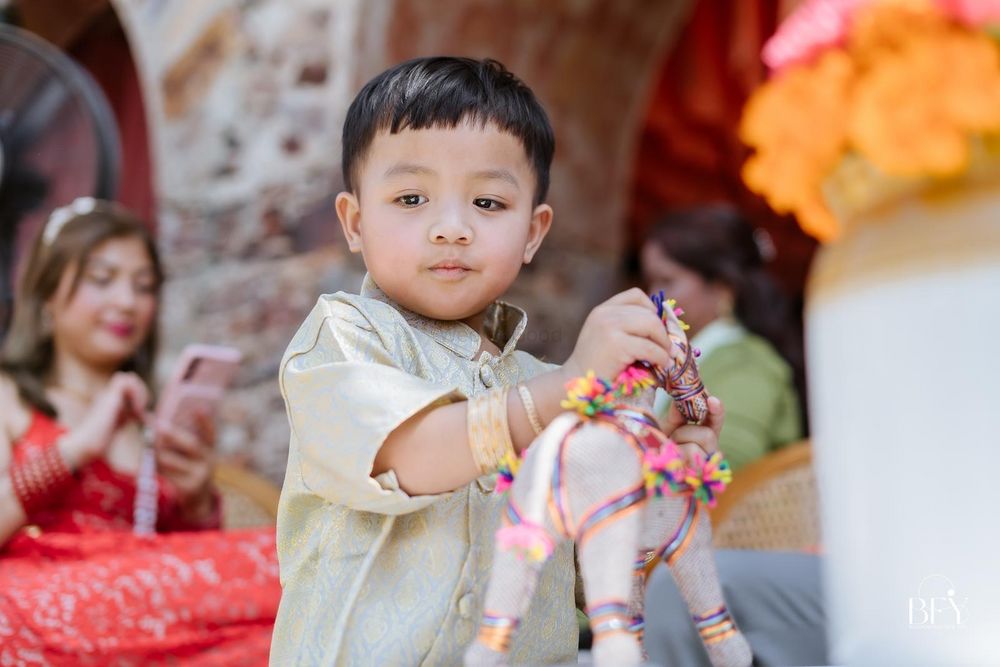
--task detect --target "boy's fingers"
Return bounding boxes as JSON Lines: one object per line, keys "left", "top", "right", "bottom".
{"left": 705, "top": 396, "right": 725, "bottom": 436}
{"left": 604, "top": 305, "right": 672, "bottom": 359}
{"left": 670, "top": 423, "right": 719, "bottom": 455}
{"left": 663, "top": 395, "right": 725, "bottom": 441}
{"left": 624, "top": 337, "right": 673, "bottom": 372}
{"left": 627, "top": 309, "right": 673, "bottom": 356}
{"left": 678, "top": 442, "right": 706, "bottom": 467}
{"left": 669, "top": 397, "right": 724, "bottom": 453}
{"left": 663, "top": 401, "right": 687, "bottom": 431}
{"left": 603, "top": 287, "right": 657, "bottom": 312}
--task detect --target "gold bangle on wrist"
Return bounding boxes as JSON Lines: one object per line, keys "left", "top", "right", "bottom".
{"left": 467, "top": 387, "right": 514, "bottom": 476}
{"left": 516, "top": 383, "right": 544, "bottom": 436}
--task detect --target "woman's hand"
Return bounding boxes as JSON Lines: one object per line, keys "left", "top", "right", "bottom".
{"left": 59, "top": 372, "right": 149, "bottom": 469}
{"left": 155, "top": 410, "right": 217, "bottom": 523}
{"left": 661, "top": 395, "right": 725, "bottom": 467}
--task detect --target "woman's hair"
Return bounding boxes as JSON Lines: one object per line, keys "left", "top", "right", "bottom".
{"left": 644, "top": 204, "right": 807, "bottom": 425}
{"left": 0, "top": 199, "right": 163, "bottom": 417}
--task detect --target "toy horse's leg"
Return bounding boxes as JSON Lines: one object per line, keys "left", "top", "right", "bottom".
{"left": 579, "top": 507, "right": 645, "bottom": 666}
{"left": 464, "top": 414, "right": 579, "bottom": 667}
{"left": 463, "top": 528, "right": 554, "bottom": 667}
{"left": 646, "top": 496, "right": 752, "bottom": 667}
{"left": 559, "top": 420, "right": 648, "bottom": 666}
{"left": 631, "top": 486, "right": 697, "bottom": 663}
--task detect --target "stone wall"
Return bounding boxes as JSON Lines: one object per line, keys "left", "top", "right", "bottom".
{"left": 110, "top": 0, "right": 691, "bottom": 481}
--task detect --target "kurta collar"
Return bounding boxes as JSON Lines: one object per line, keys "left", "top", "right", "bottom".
{"left": 360, "top": 274, "right": 527, "bottom": 361}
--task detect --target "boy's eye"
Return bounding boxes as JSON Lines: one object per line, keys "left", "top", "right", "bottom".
{"left": 396, "top": 194, "right": 427, "bottom": 207}
{"left": 473, "top": 198, "right": 505, "bottom": 211}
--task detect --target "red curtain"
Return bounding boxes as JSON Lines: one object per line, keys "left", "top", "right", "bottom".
{"left": 628, "top": 0, "right": 815, "bottom": 295}
{"left": 69, "top": 13, "right": 156, "bottom": 229}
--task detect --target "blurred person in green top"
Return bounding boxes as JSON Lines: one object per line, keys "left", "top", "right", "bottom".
{"left": 641, "top": 204, "right": 805, "bottom": 470}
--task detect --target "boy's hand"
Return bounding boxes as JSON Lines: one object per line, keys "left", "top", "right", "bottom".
{"left": 662, "top": 395, "right": 725, "bottom": 468}
{"left": 564, "top": 288, "right": 681, "bottom": 382}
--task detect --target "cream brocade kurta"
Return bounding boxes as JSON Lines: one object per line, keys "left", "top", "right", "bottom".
{"left": 270, "top": 276, "right": 577, "bottom": 666}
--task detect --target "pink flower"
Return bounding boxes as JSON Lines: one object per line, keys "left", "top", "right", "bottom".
{"left": 763, "top": 0, "right": 867, "bottom": 72}
{"left": 936, "top": 0, "right": 1000, "bottom": 25}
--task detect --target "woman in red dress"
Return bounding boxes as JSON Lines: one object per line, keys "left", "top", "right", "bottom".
{"left": 0, "top": 199, "right": 280, "bottom": 665}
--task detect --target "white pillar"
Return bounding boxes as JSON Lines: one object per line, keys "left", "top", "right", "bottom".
{"left": 806, "top": 179, "right": 1000, "bottom": 665}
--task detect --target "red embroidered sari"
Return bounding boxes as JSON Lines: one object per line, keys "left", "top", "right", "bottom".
{"left": 0, "top": 411, "right": 281, "bottom": 665}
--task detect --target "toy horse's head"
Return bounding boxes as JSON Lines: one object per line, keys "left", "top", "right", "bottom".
{"left": 561, "top": 292, "right": 709, "bottom": 424}
{"left": 649, "top": 291, "right": 709, "bottom": 424}
{"left": 558, "top": 298, "right": 671, "bottom": 417}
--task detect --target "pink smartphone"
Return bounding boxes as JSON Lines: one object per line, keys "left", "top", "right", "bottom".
{"left": 155, "top": 344, "right": 242, "bottom": 435}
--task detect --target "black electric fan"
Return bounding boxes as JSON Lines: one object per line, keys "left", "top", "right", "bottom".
{"left": 0, "top": 21, "right": 121, "bottom": 338}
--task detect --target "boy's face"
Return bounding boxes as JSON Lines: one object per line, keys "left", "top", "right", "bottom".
{"left": 337, "top": 120, "right": 552, "bottom": 327}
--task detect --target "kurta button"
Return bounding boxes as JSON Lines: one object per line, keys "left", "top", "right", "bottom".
{"left": 458, "top": 592, "right": 476, "bottom": 618}
{"left": 480, "top": 364, "right": 496, "bottom": 387}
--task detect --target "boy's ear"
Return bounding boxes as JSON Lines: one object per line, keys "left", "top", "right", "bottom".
{"left": 523, "top": 203, "right": 553, "bottom": 264}
{"left": 335, "top": 191, "right": 363, "bottom": 253}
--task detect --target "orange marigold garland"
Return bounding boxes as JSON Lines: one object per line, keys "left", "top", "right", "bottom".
{"left": 741, "top": 0, "right": 1000, "bottom": 242}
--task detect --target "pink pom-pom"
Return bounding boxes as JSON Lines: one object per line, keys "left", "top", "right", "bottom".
{"left": 497, "top": 521, "right": 555, "bottom": 563}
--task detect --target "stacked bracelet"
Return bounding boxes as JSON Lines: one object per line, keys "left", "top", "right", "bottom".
{"left": 9, "top": 440, "right": 74, "bottom": 515}
{"left": 515, "top": 383, "right": 545, "bottom": 436}
{"left": 467, "top": 386, "right": 515, "bottom": 476}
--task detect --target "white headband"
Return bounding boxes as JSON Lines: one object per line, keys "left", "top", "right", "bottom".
{"left": 43, "top": 197, "right": 100, "bottom": 247}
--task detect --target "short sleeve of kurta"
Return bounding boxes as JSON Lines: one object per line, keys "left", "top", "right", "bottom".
{"left": 279, "top": 296, "right": 463, "bottom": 515}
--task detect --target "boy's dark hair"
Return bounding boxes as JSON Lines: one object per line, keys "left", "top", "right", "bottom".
{"left": 342, "top": 57, "right": 554, "bottom": 205}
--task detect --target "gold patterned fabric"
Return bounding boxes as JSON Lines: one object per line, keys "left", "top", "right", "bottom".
{"left": 270, "top": 275, "right": 577, "bottom": 666}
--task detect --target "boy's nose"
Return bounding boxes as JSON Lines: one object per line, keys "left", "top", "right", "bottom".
{"left": 428, "top": 209, "right": 473, "bottom": 244}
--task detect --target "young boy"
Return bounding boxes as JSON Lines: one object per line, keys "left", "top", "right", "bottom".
{"left": 270, "top": 57, "right": 724, "bottom": 665}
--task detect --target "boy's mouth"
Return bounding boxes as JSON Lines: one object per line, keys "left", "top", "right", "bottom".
{"left": 429, "top": 260, "right": 472, "bottom": 279}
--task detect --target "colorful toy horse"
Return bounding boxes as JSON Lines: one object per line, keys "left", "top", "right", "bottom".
{"left": 464, "top": 295, "right": 752, "bottom": 667}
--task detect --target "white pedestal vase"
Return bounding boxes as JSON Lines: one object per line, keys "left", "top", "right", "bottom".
{"left": 806, "top": 172, "right": 1000, "bottom": 665}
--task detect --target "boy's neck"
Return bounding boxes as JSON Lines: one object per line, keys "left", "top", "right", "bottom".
{"left": 462, "top": 311, "right": 502, "bottom": 358}
{"left": 360, "top": 275, "right": 512, "bottom": 358}
{"left": 475, "top": 333, "right": 502, "bottom": 358}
